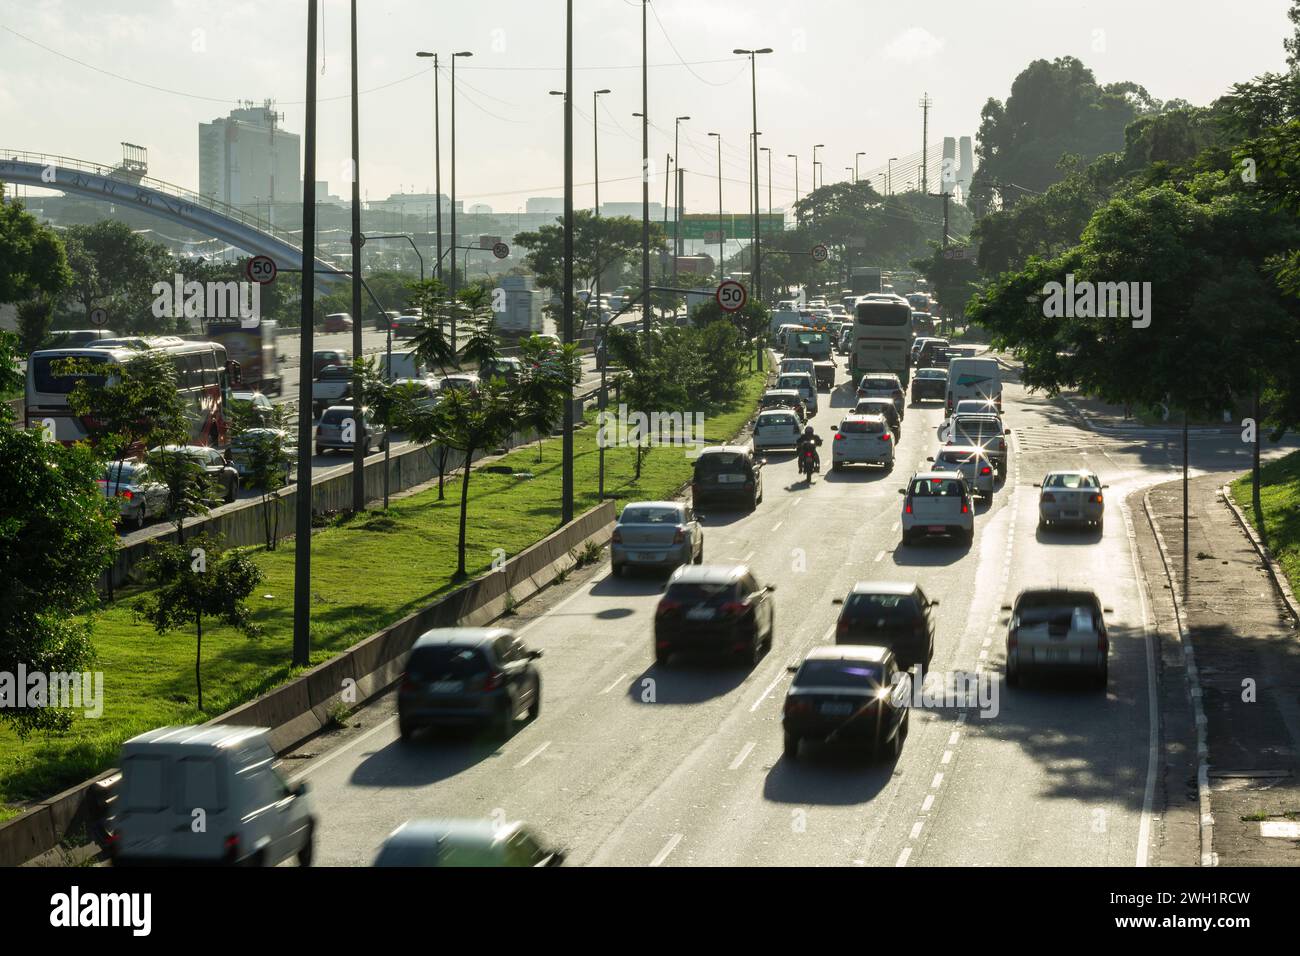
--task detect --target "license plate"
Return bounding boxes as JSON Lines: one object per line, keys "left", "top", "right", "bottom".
{"left": 820, "top": 702, "right": 853, "bottom": 716}
{"left": 1061, "top": 511, "right": 1079, "bottom": 519}
{"left": 431, "top": 680, "right": 463, "bottom": 693}
{"left": 631, "top": 552, "right": 658, "bottom": 562}
{"left": 716, "top": 474, "right": 743, "bottom": 483}
{"left": 928, "top": 526, "right": 946, "bottom": 532}
{"left": 686, "top": 607, "right": 715, "bottom": 621}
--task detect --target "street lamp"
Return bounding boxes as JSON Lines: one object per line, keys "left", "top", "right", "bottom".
{"left": 760, "top": 146, "right": 772, "bottom": 216}
{"left": 449, "top": 49, "right": 472, "bottom": 324}
{"left": 887, "top": 156, "right": 898, "bottom": 196}
{"left": 786, "top": 153, "right": 799, "bottom": 222}
{"left": 855, "top": 151, "right": 865, "bottom": 184}
{"left": 735, "top": 47, "right": 772, "bottom": 318}
{"left": 812, "top": 144, "right": 824, "bottom": 190}
{"left": 415, "top": 51, "right": 443, "bottom": 281}
{"left": 708, "top": 132, "right": 723, "bottom": 280}
{"left": 673, "top": 115, "right": 689, "bottom": 290}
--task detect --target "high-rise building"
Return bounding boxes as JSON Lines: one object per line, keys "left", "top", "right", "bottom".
{"left": 958, "top": 137, "right": 975, "bottom": 195}
{"left": 526, "top": 197, "right": 564, "bottom": 215}
{"left": 198, "top": 101, "right": 301, "bottom": 220}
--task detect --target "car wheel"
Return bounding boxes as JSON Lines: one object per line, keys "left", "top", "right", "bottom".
{"left": 224, "top": 480, "right": 237, "bottom": 504}
{"left": 315, "top": 445, "right": 325, "bottom": 457}
{"left": 1096, "top": 518, "right": 1104, "bottom": 533}
{"left": 611, "top": 562, "right": 623, "bottom": 578}
{"left": 963, "top": 528, "right": 975, "bottom": 546}
{"left": 901, "top": 529, "right": 914, "bottom": 546}
{"left": 831, "top": 461, "right": 842, "bottom": 472}
{"left": 528, "top": 680, "right": 541, "bottom": 720}
{"left": 1038, "top": 516, "right": 1047, "bottom": 530}
{"left": 134, "top": 508, "right": 146, "bottom": 531}
{"left": 497, "top": 702, "right": 515, "bottom": 740}
{"left": 398, "top": 717, "right": 416, "bottom": 742}
{"left": 1006, "top": 665, "right": 1020, "bottom": 688}
{"left": 1095, "top": 663, "right": 1108, "bottom": 691}
{"left": 655, "top": 647, "right": 671, "bottom": 667}
{"left": 297, "top": 821, "right": 316, "bottom": 867}
{"left": 783, "top": 732, "right": 800, "bottom": 761}
{"left": 747, "top": 630, "right": 764, "bottom": 667}
{"left": 887, "top": 712, "right": 907, "bottom": 761}
{"left": 748, "top": 493, "right": 758, "bottom": 511}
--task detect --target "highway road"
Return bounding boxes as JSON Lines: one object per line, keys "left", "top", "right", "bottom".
{"left": 276, "top": 347, "right": 1295, "bottom": 867}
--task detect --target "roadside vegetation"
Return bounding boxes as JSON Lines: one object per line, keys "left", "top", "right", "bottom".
{"left": 1230, "top": 451, "right": 1300, "bottom": 598}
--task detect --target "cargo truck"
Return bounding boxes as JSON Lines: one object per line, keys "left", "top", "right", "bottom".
{"left": 206, "top": 318, "right": 283, "bottom": 396}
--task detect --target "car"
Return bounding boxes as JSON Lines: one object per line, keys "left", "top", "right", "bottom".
{"left": 1036, "top": 470, "right": 1108, "bottom": 530}
{"left": 952, "top": 398, "right": 1000, "bottom": 418}
{"left": 373, "top": 819, "right": 565, "bottom": 867}
{"left": 108, "top": 725, "right": 315, "bottom": 867}
{"left": 322, "top": 312, "right": 354, "bottom": 333}
{"left": 397, "top": 627, "right": 542, "bottom": 740}
{"left": 836, "top": 325, "right": 854, "bottom": 355}
{"left": 946, "top": 415, "right": 1010, "bottom": 478}
{"left": 479, "top": 356, "right": 523, "bottom": 385}
{"left": 899, "top": 470, "right": 974, "bottom": 545}
{"left": 778, "top": 357, "right": 816, "bottom": 379}
{"left": 98, "top": 461, "right": 169, "bottom": 530}
{"left": 929, "top": 444, "right": 995, "bottom": 498}
{"left": 832, "top": 582, "right": 936, "bottom": 669}
{"left": 311, "top": 349, "right": 351, "bottom": 380}
{"left": 752, "top": 408, "right": 803, "bottom": 452}
{"left": 945, "top": 357, "right": 1003, "bottom": 414}
{"left": 228, "top": 428, "right": 297, "bottom": 486}
{"left": 775, "top": 372, "right": 818, "bottom": 415}
{"left": 311, "top": 365, "right": 355, "bottom": 418}
{"left": 910, "top": 367, "right": 948, "bottom": 403}
{"left": 691, "top": 445, "right": 764, "bottom": 511}
{"left": 653, "top": 564, "right": 775, "bottom": 667}
{"left": 391, "top": 313, "right": 422, "bottom": 338}
{"left": 830, "top": 414, "right": 895, "bottom": 471}
{"left": 856, "top": 372, "right": 905, "bottom": 418}
{"left": 51, "top": 329, "right": 118, "bottom": 347}
{"left": 759, "top": 389, "right": 807, "bottom": 422}
{"left": 781, "top": 645, "right": 911, "bottom": 762}
{"left": 1004, "top": 588, "right": 1109, "bottom": 689}
{"left": 437, "top": 373, "right": 481, "bottom": 395}
{"left": 230, "top": 389, "right": 276, "bottom": 426}
{"left": 315, "top": 405, "right": 389, "bottom": 455}
{"left": 852, "top": 397, "right": 901, "bottom": 439}
{"left": 611, "top": 500, "right": 703, "bottom": 576}
{"left": 915, "top": 338, "right": 951, "bottom": 368}
{"left": 150, "top": 444, "right": 240, "bottom": 503}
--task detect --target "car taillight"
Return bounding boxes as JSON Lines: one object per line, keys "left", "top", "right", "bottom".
{"left": 905, "top": 500, "right": 912, "bottom": 514}
{"left": 611, "top": 528, "right": 623, "bottom": 543}
{"left": 223, "top": 834, "right": 240, "bottom": 864}
{"left": 673, "top": 528, "right": 686, "bottom": 544}
{"left": 120, "top": 489, "right": 134, "bottom": 500}
{"left": 399, "top": 672, "right": 416, "bottom": 693}
{"left": 784, "top": 699, "right": 812, "bottom": 716}
{"left": 657, "top": 600, "right": 681, "bottom": 615}
{"left": 1042, "top": 492, "right": 1055, "bottom": 502}
{"left": 834, "top": 432, "right": 845, "bottom": 441}
{"left": 980, "top": 465, "right": 991, "bottom": 475}
{"left": 1092, "top": 494, "right": 1103, "bottom": 504}
{"left": 961, "top": 501, "right": 969, "bottom": 513}
{"left": 880, "top": 433, "right": 891, "bottom": 441}
{"left": 720, "top": 601, "right": 748, "bottom": 616}
{"left": 482, "top": 671, "right": 504, "bottom": 691}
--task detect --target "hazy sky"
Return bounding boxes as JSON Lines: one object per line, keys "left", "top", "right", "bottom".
{"left": 0, "top": 0, "right": 1292, "bottom": 214}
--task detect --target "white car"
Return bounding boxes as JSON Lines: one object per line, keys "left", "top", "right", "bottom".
{"left": 775, "top": 372, "right": 818, "bottom": 415}
{"left": 752, "top": 409, "right": 803, "bottom": 451}
{"left": 856, "top": 372, "right": 905, "bottom": 418}
{"left": 830, "top": 414, "right": 895, "bottom": 471}
{"left": 1005, "top": 588, "right": 1109, "bottom": 689}
{"left": 899, "top": 471, "right": 974, "bottom": 545}
{"left": 1037, "top": 470, "right": 1108, "bottom": 530}
{"left": 928, "top": 444, "right": 995, "bottom": 498}
{"left": 779, "top": 357, "right": 816, "bottom": 379}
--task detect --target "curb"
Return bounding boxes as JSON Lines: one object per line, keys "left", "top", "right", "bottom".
{"left": 1142, "top": 489, "right": 1217, "bottom": 866}
{"left": 1218, "top": 484, "right": 1300, "bottom": 628}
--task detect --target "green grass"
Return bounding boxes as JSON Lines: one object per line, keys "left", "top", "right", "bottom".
{"left": 1230, "top": 451, "right": 1300, "bottom": 600}
{"left": 0, "top": 370, "right": 768, "bottom": 809}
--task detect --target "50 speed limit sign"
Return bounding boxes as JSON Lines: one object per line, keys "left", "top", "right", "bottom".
{"left": 716, "top": 279, "right": 747, "bottom": 313}
{"left": 246, "top": 255, "right": 277, "bottom": 284}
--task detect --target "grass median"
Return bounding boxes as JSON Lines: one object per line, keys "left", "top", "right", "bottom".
{"left": 0, "top": 367, "right": 769, "bottom": 811}
{"left": 1230, "top": 451, "right": 1300, "bottom": 599}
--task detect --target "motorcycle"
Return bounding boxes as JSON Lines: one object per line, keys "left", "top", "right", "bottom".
{"left": 799, "top": 447, "right": 818, "bottom": 482}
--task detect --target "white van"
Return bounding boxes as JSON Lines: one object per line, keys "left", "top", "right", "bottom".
{"left": 379, "top": 350, "right": 427, "bottom": 381}
{"left": 944, "top": 357, "right": 1002, "bottom": 415}
{"left": 108, "top": 725, "right": 316, "bottom": 867}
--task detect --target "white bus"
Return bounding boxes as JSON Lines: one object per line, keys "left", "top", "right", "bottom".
{"left": 851, "top": 299, "right": 913, "bottom": 387}
{"left": 26, "top": 336, "right": 236, "bottom": 446}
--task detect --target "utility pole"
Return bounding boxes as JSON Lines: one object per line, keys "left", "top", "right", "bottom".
{"left": 349, "top": 0, "right": 365, "bottom": 514}
{"left": 417, "top": 52, "right": 442, "bottom": 280}
{"left": 293, "top": 0, "right": 319, "bottom": 669}
{"left": 562, "top": 1, "right": 574, "bottom": 524}
{"left": 919, "top": 92, "right": 932, "bottom": 195}
{"left": 640, "top": 0, "right": 650, "bottom": 335}
{"left": 787, "top": 153, "right": 799, "bottom": 224}
{"left": 673, "top": 115, "right": 689, "bottom": 291}
{"left": 710, "top": 132, "right": 723, "bottom": 279}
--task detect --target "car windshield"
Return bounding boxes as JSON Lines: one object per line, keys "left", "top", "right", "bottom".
{"left": 407, "top": 645, "right": 489, "bottom": 680}
{"left": 918, "top": 370, "right": 946, "bottom": 380}
{"left": 1017, "top": 602, "right": 1098, "bottom": 632}
{"left": 695, "top": 453, "right": 748, "bottom": 475}
{"left": 758, "top": 415, "right": 797, "bottom": 428}
{"left": 910, "top": 477, "right": 965, "bottom": 496}
{"left": 667, "top": 582, "right": 738, "bottom": 603}
{"left": 862, "top": 378, "right": 896, "bottom": 390}
{"left": 844, "top": 593, "right": 914, "bottom": 621}
{"left": 620, "top": 507, "right": 681, "bottom": 524}
{"left": 839, "top": 419, "right": 883, "bottom": 434}
{"left": 1044, "top": 473, "right": 1099, "bottom": 489}
{"left": 954, "top": 422, "right": 999, "bottom": 442}
{"left": 777, "top": 376, "right": 809, "bottom": 390}
{"left": 794, "top": 660, "right": 883, "bottom": 687}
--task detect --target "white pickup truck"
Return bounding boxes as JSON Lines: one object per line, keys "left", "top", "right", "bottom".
{"left": 312, "top": 365, "right": 354, "bottom": 418}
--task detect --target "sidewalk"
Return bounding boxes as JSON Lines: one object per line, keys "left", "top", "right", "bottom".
{"left": 1144, "top": 474, "right": 1300, "bottom": 864}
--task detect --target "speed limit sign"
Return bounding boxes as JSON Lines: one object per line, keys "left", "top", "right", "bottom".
{"left": 716, "top": 279, "right": 747, "bottom": 313}
{"left": 811, "top": 243, "right": 829, "bottom": 262}
{"left": 247, "top": 255, "right": 277, "bottom": 284}
{"left": 89, "top": 307, "right": 108, "bottom": 326}
{"left": 492, "top": 241, "right": 510, "bottom": 260}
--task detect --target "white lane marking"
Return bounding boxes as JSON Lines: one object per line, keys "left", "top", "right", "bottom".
{"left": 910, "top": 821, "right": 924, "bottom": 840}
{"left": 1128, "top": 498, "right": 1161, "bottom": 868}
{"left": 921, "top": 794, "right": 934, "bottom": 813}
{"left": 941, "top": 750, "right": 953, "bottom": 765}
{"left": 743, "top": 550, "right": 755, "bottom": 562}
{"left": 792, "top": 498, "right": 803, "bottom": 507}
{"left": 931, "top": 772, "right": 944, "bottom": 789}
{"left": 956, "top": 712, "right": 968, "bottom": 725}
{"left": 874, "top": 550, "right": 886, "bottom": 562}
{"left": 895, "top": 846, "right": 912, "bottom": 867}
{"left": 599, "top": 673, "right": 628, "bottom": 695}
{"left": 750, "top": 667, "right": 792, "bottom": 712}
{"left": 772, "top": 521, "right": 783, "bottom": 532}
{"left": 947, "top": 731, "right": 960, "bottom": 745}
{"left": 287, "top": 713, "right": 397, "bottom": 782}
{"left": 650, "top": 833, "right": 683, "bottom": 867}
{"left": 516, "top": 741, "right": 551, "bottom": 768}
{"left": 729, "top": 741, "right": 756, "bottom": 770}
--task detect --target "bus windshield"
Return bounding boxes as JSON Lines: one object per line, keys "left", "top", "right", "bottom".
{"left": 32, "top": 353, "right": 112, "bottom": 394}
{"left": 855, "top": 302, "right": 910, "bottom": 326}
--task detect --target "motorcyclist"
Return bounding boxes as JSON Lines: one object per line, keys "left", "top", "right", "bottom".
{"left": 796, "top": 425, "right": 822, "bottom": 473}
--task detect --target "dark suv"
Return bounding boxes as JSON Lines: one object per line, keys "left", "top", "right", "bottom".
{"left": 832, "top": 581, "right": 937, "bottom": 669}
{"left": 782, "top": 645, "right": 910, "bottom": 761}
{"left": 653, "top": 564, "right": 775, "bottom": 666}
{"left": 398, "top": 628, "right": 542, "bottom": 741}
{"left": 691, "top": 445, "right": 764, "bottom": 511}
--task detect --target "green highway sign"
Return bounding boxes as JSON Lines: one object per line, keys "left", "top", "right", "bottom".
{"left": 679, "top": 213, "right": 784, "bottom": 240}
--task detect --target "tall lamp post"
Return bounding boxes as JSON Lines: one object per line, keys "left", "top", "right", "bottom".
{"left": 592, "top": 88, "right": 610, "bottom": 327}
{"left": 735, "top": 47, "right": 771, "bottom": 315}
{"left": 672, "top": 115, "right": 690, "bottom": 290}
{"left": 449, "top": 49, "right": 472, "bottom": 352}
{"left": 786, "top": 153, "right": 799, "bottom": 223}
{"left": 415, "top": 51, "right": 443, "bottom": 281}
{"left": 639, "top": 0, "right": 650, "bottom": 335}
{"left": 708, "top": 132, "right": 723, "bottom": 280}
{"left": 887, "top": 156, "right": 898, "bottom": 196}
{"left": 855, "top": 152, "right": 865, "bottom": 184}
{"left": 812, "top": 144, "right": 824, "bottom": 190}
{"left": 349, "top": 0, "right": 365, "bottom": 513}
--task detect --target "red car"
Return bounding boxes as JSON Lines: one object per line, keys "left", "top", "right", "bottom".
{"left": 323, "top": 313, "right": 354, "bottom": 333}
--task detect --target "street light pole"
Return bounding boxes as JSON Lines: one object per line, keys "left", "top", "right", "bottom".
{"left": 450, "top": 49, "right": 472, "bottom": 353}
{"left": 786, "top": 153, "right": 798, "bottom": 223}
{"left": 349, "top": 0, "right": 365, "bottom": 514}
{"left": 415, "top": 51, "right": 442, "bottom": 281}
{"left": 709, "top": 132, "right": 723, "bottom": 279}
{"left": 887, "top": 156, "right": 898, "bottom": 197}
{"left": 562, "top": 2, "right": 575, "bottom": 524}
{"left": 735, "top": 47, "right": 771, "bottom": 317}
{"left": 640, "top": 0, "right": 650, "bottom": 335}
{"left": 673, "top": 115, "right": 689, "bottom": 292}
{"left": 593, "top": 87, "right": 610, "bottom": 500}
{"left": 855, "top": 152, "right": 865, "bottom": 184}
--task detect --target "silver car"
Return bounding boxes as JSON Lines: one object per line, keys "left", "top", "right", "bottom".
{"left": 1037, "top": 470, "right": 1108, "bottom": 530}
{"left": 98, "top": 461, "right": 169, "bottom": 530}
{"left": 1005, "top": 588, "right": 1110, "bottom": 689}
{"left": 315, "top": 405, "right": 389, "bottom": 456}
{"left": 611, "top": 501, "right": 703, "bottom": 576}
{"left": 752, "top": 409, "right": 803, "bottom": 451}
{"left": 928, "top": 445, "right": 995, "bottom": 498}
{"left": 374, "top": 819, "right": 564, "bottom": 867}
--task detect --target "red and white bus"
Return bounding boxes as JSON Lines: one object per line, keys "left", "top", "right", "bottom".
{"left": 25, "top": 336, "right": 236, "bottom": 447}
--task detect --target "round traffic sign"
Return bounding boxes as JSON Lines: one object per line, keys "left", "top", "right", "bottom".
{"left": 716, "top": 279, "right": 747, "bottom": 313}
{"left": 811, "top": 243, "right": 829, "bottom": 263}
{"left": 89, "top": 308, "right": 108, "bottom": 326}
{"left": 247, "top": 255, "right": 277, "bottom": 284}
{"left": 492, "top": 242, "right": 510, "bottom": 260}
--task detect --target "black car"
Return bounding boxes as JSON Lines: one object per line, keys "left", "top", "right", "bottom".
{"left": 910, "top": 367, "right": 948, "bottom": 403}
{"left": 691, "top": 445, "right": 764, "bottom": 511}
{"left": 653, "top": 564, "right": 775, "bottom": 666}
{"left": 851, "top": 397, "right": 902, "bottom": 439}
{"left": 397, "top": 628, "right": 542, "bottom": 741}
{"left": 782, "top": 645, "right": 911, "bottom": 761}
{"left": 832, "top": 582, "right": 936, "bottom": 669}
{"left": 915, "top": 339, "right": 951, "bottom": 368}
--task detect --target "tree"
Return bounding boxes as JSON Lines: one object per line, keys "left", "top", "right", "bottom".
{"left": 515, "top": 336, "right": 581, "bottom": 462}
{"left": 0, "top": 188, "right": 71, "bottom": 306}
{"left": 16, "top": 297, "right": 55, "bottom": 355}
{"left": 61, "top": 221, "right": 176, "bottom": 333}
{"left": 229, "top": 408, "right": 294, "bottom": 549}
{"left": 144, "top": 446, "right": 215, "bottom": 545}
{"left": 0, "top": 334, "right": 117, "bottom": 736}
{"left": 133, "top": 534, "right": 263, "bottom": 712}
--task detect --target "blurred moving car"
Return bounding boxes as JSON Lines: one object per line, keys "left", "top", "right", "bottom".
{"left": 322, "top": 312, "right": 354, "bottom": 333}
{"left": 1004, "top": 588, "right": 1110, "bottom": 689}
{"left": 228, "top": 428, "right": 296, "bottom": 486}
{"left": 611, "top": 500, "right": 703, "bottom": 576}
{"left": 852, "top": 397, "right": 901, "bottom": 439}
{"left": 108, "top": 725, "right": 315, "bottom": 867}
{"left": 832, "top": 582, "right": 936, "bottom": 669}
{"left": 781, "top": 645, "right": 911, "bottom": 762}
{"left": 654, "top": 564, "right": 775, "bottom": 667}
{"left": 910, "top": 367, "right": 948, "bottom": 404}
{"left": 315, "top": 405, "right": 388, "bottom": 456}
{"left": 752, "top": 409, "right": 803, "bottom": 452}
{"left": 830, "top": 414, "right": 895, "bottom": 471}
{"left": 397, "top": 628, "right": 542, "bottom": 740}
{"left": 99, "top": 461, "right": 169, "bottom": 530}
{"left": 150, "top": 444, "right": 239, "bottom": 503}
{"left": 230, "top": 389, "right": 276, "bottom": 426}
{"left": 373, "top": 819, "right": 565, "bottom": 867}
{"left": 856, "top": 372, "right": 905, "bottom": 418}
{"left": 691, "top": 446, "right": 764, "bottom": 511}
{"left": 1036, "top": 470, "right": 1108, "bottom": 530}
{"left": 899, "top": 470, "right": 974, "bottom": 545}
